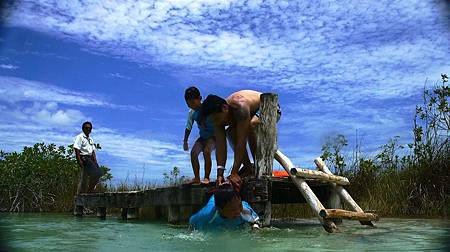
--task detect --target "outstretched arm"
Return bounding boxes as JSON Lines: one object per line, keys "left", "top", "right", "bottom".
{"left": 214, "top": 124, "right": 227, "bottom": 181}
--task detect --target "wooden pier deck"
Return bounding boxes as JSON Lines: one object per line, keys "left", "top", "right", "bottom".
{"left": 74, "top": 177, "right": 335, "bottom": 223}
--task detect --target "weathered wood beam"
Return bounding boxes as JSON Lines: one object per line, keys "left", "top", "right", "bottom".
{"left": 254, "top": 93, "right": 278, "bottom": 227}
{"left": 290, "top": 168, "right": 350, "bottom": 185}
{"left": 255, "top": 93, "right": 278, "bottom": 178}
{"left": 276, "top": 150, "right": 340, "bottom": 233}
{"left": 74, "top": 205, "right": 83, "bottom": 217}
{"left": 319, "top": 209, "right": 379, "bottom": 222}
{"left": 314, "top": 157, "right": 376, "bottom": 227}
{"left": 96, "top": 207, "right": 106, "bottom": 220}
{"left": 127, "top": 208, "right": 139, "bottom": 219}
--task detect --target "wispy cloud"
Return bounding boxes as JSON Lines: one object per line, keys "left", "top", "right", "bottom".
{"left": 0, "top": 64, "right": 19, "bottom": 70}
{"left": 2, "top": 0, "right": 448, "bottom": 104}
{"left": 108, "top": 72, "right": 131, "bottom": 80}
{"left": 0, "top": 75, "right": 142, "bottom": 111}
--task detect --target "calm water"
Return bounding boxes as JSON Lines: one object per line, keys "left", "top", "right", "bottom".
{"left": 0, "top": 213, "right": 448, "bottom": 251}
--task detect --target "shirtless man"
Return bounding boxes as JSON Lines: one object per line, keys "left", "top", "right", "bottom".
{"left": 200, "top": 90, "right": 281, "bottom": 184}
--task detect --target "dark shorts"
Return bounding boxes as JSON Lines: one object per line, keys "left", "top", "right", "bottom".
{"left": 192, "top": 137, "right": 216, "bottom": 154}
{"left": 81, "top": 155, "right": 104, "bottom": 177}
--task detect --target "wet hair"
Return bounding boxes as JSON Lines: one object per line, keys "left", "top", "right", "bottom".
{"left": 214, "top": 183, "right": 241, "bottom": 210}
{"left": 199, "top": 94, "right": 227, "bottom": 121}
{"left": 184, "top": 86, "right": 201, "bottom": 101}
{"left": 82, "top": 121, "right": 92, "bottom": 129}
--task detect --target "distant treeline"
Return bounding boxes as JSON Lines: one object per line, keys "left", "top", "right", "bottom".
{"left": 0, "top": 143, "right": 111, "bottom": 212}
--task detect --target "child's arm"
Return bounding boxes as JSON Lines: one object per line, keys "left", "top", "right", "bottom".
{"left": 184, "top": 110, "right": 194, "bottom": 151}
{"left": 183, "top": 129, "right": 191, "bottom": 151}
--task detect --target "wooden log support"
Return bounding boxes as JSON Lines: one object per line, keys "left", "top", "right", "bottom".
{"left": 96, "top": 207, "right": 106, "bottom": 220}
{"left": 127, "top": 208, "right": 139, "bottom": 219}
{"left": 168, "top": 206, "right": 181, "bottom": 224}
{"left": 326, "top": 187, "right": 342, "bottom": 225}
{"left": 319, "top": 209, "right": 379, "bottom": 222}
{"left": 314, "top": 157, "right": 376, "bottom": 227}
{"left": 276, "top": 150, "right": 340, "bottom": 233}
{"left": 254, "top": 93, "right": 278, "bottom": 226}
{"left": 74, "top": 205, "right": 83, "bottom": 217}
{"left": 290, "top": 168, "right": 350, "bottom": 185}
{"left": 121, "top": 208, "right": 128, "bottom": 220}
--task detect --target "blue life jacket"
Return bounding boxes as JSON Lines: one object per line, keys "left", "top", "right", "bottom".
{"left": 189, "top": 195, "right": 259, "bottom": 231}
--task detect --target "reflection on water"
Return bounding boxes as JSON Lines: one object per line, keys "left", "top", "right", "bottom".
{"left": 0, "top": 213, "right": 448, "bottom": 251}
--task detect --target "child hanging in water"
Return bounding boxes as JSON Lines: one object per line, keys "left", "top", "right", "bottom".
{"left": 183, "top": 87, "right": 215, "bottom": 185}
{"left": 189, "top": 178, "right": 260, "bottom": 231}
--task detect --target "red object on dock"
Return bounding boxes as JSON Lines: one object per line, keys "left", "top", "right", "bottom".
{"left": 272, "top": 170, "right": 289, "bottom": 177}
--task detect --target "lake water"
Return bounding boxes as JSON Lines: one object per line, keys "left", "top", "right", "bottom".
{"left": 0, "top": 213, "right": 448, "bottom": 251}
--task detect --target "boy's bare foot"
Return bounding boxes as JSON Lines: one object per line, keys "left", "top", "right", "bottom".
{"left": 200, "top": 178, "right": 210, "bottom": 184}
{"left": 185, "top": 178, "right": 201, "bottom": 185}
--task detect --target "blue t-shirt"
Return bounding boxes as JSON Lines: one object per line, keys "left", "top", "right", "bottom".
{"left": 189, "top": 195, "right": 259, "bottom": 231}
{"left": 186, "top": 109, "right": 214, "bottom": 140}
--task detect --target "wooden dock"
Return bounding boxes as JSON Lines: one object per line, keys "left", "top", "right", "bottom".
{"left": 74, "top": 177, "right": 335, "bottom": 222}
{"left": 74, "top": 93, "right": 378, "bottom": 232}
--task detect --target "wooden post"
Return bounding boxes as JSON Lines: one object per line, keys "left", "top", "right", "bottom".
{"left": 326, "top": 187, "right": 342, "bottom": 225}
{"left": 127, "top": 208, "right": 139, "bottom": 219}
{"left": 314, "top": 157, "right": 375, "bottom": 227}
{"left": 276, "top": 150, "right": 340, "bottom": 233}
{"left": 74, "top": 205, "right": 83, "bottom": 217}
{"left": 289, "top": 168, "right": 350, "bottom": 185}
{"left": 96, "top": 207, "right": 106, "bottom": 220}
{"left": 319, "top": 209, "right": 379, "bottom": 222}
{"left": 255, "top": 93, "right": 278, "bottom": 178}
{"left": 168, "top": 205, "right": 181, "bottom": 224}
{"left": 254, "top": 93, "right": 278, "bottom": 226}
{"left": 121, "top": 208, "right": 128, "bottom": 220}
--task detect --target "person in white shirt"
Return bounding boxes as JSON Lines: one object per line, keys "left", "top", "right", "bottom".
{"left": 73, "top": 121, "right": 103, "bottom": 194}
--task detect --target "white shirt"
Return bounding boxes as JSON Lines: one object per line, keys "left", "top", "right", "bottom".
{"left": 73, "top": 133, "right": 96, "bottom": 155}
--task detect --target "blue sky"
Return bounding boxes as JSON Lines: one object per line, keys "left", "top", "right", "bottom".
{"left": 0, "top": 0, "right": 449, "bottom": 183}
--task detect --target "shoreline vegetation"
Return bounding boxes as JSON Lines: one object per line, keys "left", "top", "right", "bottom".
{"left": 0, "top": 75, "right": 448, "bottom": 218}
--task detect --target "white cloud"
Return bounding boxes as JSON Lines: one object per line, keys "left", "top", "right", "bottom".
{"left": 0, "top": 75, "right": 142, "bottom": 110}
{"left": 2, "top": 0, "right": 448, "bottom": 106}
{"left": 0, "top": 64, "right": 19, "bottom": 70}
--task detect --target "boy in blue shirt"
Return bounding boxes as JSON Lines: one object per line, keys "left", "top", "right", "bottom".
{"left": 183, "top": 87, "right": 215, "bottom": 184}
{"left": 189, "top": 182, "right": 260, "bottom": 231}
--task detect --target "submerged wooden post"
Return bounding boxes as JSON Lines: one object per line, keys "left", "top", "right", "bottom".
{"left": 96, "top": 207, "right": 106, "bottom": 220}
{"left": 326, "top": 187, "right": 342, "bottom": 225}
{"left": 127, "top": 208, "right": 139, "bottom": 219}
{"left": 121, "top": 208, "right": 128, "bottom": 220}
{"left": 315, "top": 157, "right": 375, "bottom": 227}
{"left": 74, "top": 205, "right": 83, "bottom": 217}
{"left": 168, "top": 206, "right": 181, "bottom": 224}
{"left": 254, "top": 93, "right": 278, "bottom": 226}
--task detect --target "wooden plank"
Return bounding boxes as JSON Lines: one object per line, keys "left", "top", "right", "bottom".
{"left": 254, "top": 93, "right": 279, "bottom": 227}
{"left": 96, "top": 207, "right": 106, "bottom": 220}
{"left": 276, "top": 150, "right": 340, "bottom": 233}
{"left": 290, "top": 168, "right": 350, "bottom": 185}
{"left": 314, "top": 157, "right": 375, "bottom": 226}
{"left": 73, "top": 178, "right": 332, "bottom": 210}
{"left": 319, "top": 209, "right": 379, "bottom": 222}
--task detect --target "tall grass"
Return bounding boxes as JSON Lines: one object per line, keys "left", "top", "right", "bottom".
{"left": 320, "top": 74, "right": 449, "bottom": 217}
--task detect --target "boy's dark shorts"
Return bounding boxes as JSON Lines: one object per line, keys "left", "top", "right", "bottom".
{"left": 195, "top": 136, "right": 216, "bottom": 150}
